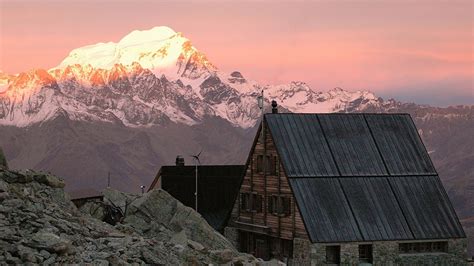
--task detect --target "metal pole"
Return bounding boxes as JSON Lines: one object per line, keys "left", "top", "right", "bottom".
{"left": 107, "top": 172, "right": 110, "bottom": 188}
{"left": 195, "top": 161, "right": 198, "bottom": 212}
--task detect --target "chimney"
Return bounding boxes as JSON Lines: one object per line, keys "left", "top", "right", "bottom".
{"left": 175, "top": 155, "right": 185, "bottom": 166}
{"left": 271, "top": 100, "right": 278, "bottom": 114}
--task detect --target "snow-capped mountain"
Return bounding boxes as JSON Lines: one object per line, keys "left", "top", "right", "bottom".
{"left": 0, "top": 26, "right": 385, "bottom": 129}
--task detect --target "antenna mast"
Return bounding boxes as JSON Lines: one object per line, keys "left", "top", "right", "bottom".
{"left": 191, "top": 150, "right": 202, "bottom": 212}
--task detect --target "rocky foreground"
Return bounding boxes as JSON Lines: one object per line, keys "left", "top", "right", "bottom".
{"left": 0, "top": 166, "right": 258, "bottom": 264}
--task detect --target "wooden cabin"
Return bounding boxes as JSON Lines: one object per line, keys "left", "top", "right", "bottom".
{"left": 149, "top": 162, "right": 245, "bottom": 232}
{"left": 225, "top": 112, "right": 467, "bottom": 265}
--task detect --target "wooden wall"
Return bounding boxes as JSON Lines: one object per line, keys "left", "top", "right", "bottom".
{"left": 230, "top": 123, "right": 309, "bottom": 241}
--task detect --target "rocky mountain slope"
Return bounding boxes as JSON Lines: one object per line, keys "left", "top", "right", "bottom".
{"left": 0, "top": 165, "right": 256, "bottom": 264}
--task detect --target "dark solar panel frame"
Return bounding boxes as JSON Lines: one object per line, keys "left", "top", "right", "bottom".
{"left": 388, "top": 175, "right": 465, "bottom": 239}
{"left": 364, "top": 114, "right": 436, "bottom": 175}
{"left": 266, "top": 114, "right": 339, "bottom": 177}
{"left": 289, "top": 178, "right": 362, "bottom": 242}
{"left": 318, "top": 114, "right": 388, "bottom": 176}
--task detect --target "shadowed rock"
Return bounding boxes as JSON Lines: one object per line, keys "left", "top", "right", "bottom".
{"left": 0, "top": 147, "right": 7, "bottom": 170}
{"left": 0, "top": 168, "right": 257, "bottom": 264}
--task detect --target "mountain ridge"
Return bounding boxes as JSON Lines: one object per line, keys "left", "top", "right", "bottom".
{"left": 0, "top": 26, "right": 387, "bottom": 129}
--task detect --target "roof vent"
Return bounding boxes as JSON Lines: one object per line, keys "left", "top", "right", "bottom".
{"left": 175, "top": 155, "right": 185, "bottom": 166}
{"left": 271, "top": 100, "right": 278, "bottom": 114}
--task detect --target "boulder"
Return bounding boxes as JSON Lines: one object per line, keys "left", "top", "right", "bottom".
{"left": 210, "top": 249, "right": 234, "bottom": 264}
{"left": 187, "top": 239, "right": 205, "bottom": 251}
{"left": 29, "top": 232, "right": 70, "bottom": 254}
{"left": 33, "top": 173, "right": 65, "bottom": 188}
{"left": 170, "top": 230, "right": 188, "bottom": 246}
{"left": 1, "top": 170, "right": 32, "bottom": 183}
{"left": 103, "top": 188, "right": 139, "bottom": 214}
{"left": 0, "top": 179, "right": 8, "bottom": 192}
{"left": 125, "top": 189, "right": 236, "bottom": 251}
{"left": 78, "top": 201, "right": 106, "bottom": 221}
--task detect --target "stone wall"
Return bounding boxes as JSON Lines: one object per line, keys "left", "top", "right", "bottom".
{"left": 373, "top": 241, "right": 399, "bottom": 265}
{"left": 294, "top": 238, "right": 468, "bottom": 266}
{"left": 394, "top": 239, "right": 467, "bottom": 266}
{"left": 292, "top": 237, "right": 311, "bottom": 265}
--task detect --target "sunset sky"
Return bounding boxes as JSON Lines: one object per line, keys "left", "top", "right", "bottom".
{"left": 0, "top": 0, "right": 472, "bottom": 105}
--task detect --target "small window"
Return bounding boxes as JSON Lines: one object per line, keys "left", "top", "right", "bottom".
{"left": 359, "top": 244, "right": 373, "bottom": 263}
{"left": 326, "top": 246, "right": 340, "bottom": 264}
{"left": 268, "top": 195, "right": 291, "bottom": 216}
{"left": 432, "top": 241, "right": 448, "bottom": 252}
{"left": 240, "top": 192, "right": 262, "bottom": 213}
{"left": 399, "top": 243, "right": 410, "bottom": 253}
{"left": 256, "top": 155, "right": 277, "bottom": 175}
{"left": 252, "top": 193, "right": 262, "bottom": 212}
{"left": 256, "top": 155, "right": 264, "bottom": 173}
{"left": 241, "top": 193, "right": 250, "bottom": 211}
{"left": 399, "top": 241, "right": 448, "bottom": 254}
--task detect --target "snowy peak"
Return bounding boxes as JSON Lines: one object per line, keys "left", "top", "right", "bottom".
{"left": 57, "top": 26, "right": 216, "bottom": 80}
{"left": 0, "top": 25, "right": 391, "bottom": 129}
{"left": 118, "top": 26, "right": 177, "bottom": 47}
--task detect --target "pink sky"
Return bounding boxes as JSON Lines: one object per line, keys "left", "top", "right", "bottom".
{"left": 0, "top": 1, "right": 472, "bottom": 105}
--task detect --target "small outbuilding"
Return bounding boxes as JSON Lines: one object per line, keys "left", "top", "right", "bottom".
{"left": 149, "top": 161, "right": 245, "bottom": 232}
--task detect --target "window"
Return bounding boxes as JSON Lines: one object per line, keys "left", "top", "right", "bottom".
{"left": 268, "top": 195, "right": 291, "bottom": 216}
{"left": 399, "top": 241, "right": 448, "bottom": 254}
{"left": 359, "top": 244, "right": 373, "bottom": 263}
{"left": 432, "top": 242, "right": 448, "bottom": 252}
{"left": 326, "top": 246, "right": 340, "bottom": 264}
{"left": 257, "top": 155, "right": 264, "bottom": 173}
{"left": 240, "top": 192, "right": 262, "bottom": 212}
{"left": 256, "top": 155, "right": 277, "bottom": 175}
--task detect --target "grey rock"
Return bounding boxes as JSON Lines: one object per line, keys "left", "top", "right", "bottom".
{"left": 30, "top": 232, "right": 70, "bottom": 254}
{"left": 170, "top": 230, "right": 188, "bottom": 246}
{"left": 33, "top": 173, "right": 65, "bottom": 188}
{"left": 103, "top": 188, "right": 138, "bottom": 213}
{"left": 39, "top": 249, "right": 51, "bottom": 259}
{"left": 210, "top": 249, "right": 234, "bottom": 264}
{"left": 79, "top": 201, "right": 106, "bottom": 220}
{"left": 125, "top": 189, "right": 236, "bottom": 252}
{"left": 1, "top": 171, "right": 32, "bottom": 183}
{"left": 0, "top": 192, "right": 9, "bottom": 200}
{"left": 141, "top": 249, "right": 164, "bottom": 265}
{"left": 17, "top": 245, "right": 38, "bottom": 263}
{"left": 187, "top": 239, "right": 205, "bottom": 251}
{"left": 0, "top": 169, "right": 257, "bottom": 265}
{"left": 0, "top": 179, "right": 8, "bottom": 192}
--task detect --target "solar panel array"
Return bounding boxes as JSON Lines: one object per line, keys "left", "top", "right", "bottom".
{"left": 265, "top": 113, "right": 465, "bottom": 242}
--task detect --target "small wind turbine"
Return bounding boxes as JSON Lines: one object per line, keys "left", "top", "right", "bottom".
{"left": 190, "top": 149, "right": 202, "bottom": 212}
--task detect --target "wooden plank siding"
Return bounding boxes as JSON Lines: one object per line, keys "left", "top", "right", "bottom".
{"left": 230, "top": 122, "right": 309, "bottom": 241}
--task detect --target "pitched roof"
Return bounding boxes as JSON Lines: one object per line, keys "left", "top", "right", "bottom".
{"left": 152, "top": 165, "right": 245, "bottom": 231}
{"left": 265, "top": 113, "right": 465, "bottom": 243}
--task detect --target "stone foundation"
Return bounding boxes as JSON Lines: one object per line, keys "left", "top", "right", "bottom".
{"left": 292, "top": 238, "right": 311, "bottom": 265}
{"left": 294, "top": 238, "right": 468, "bottom": 266}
